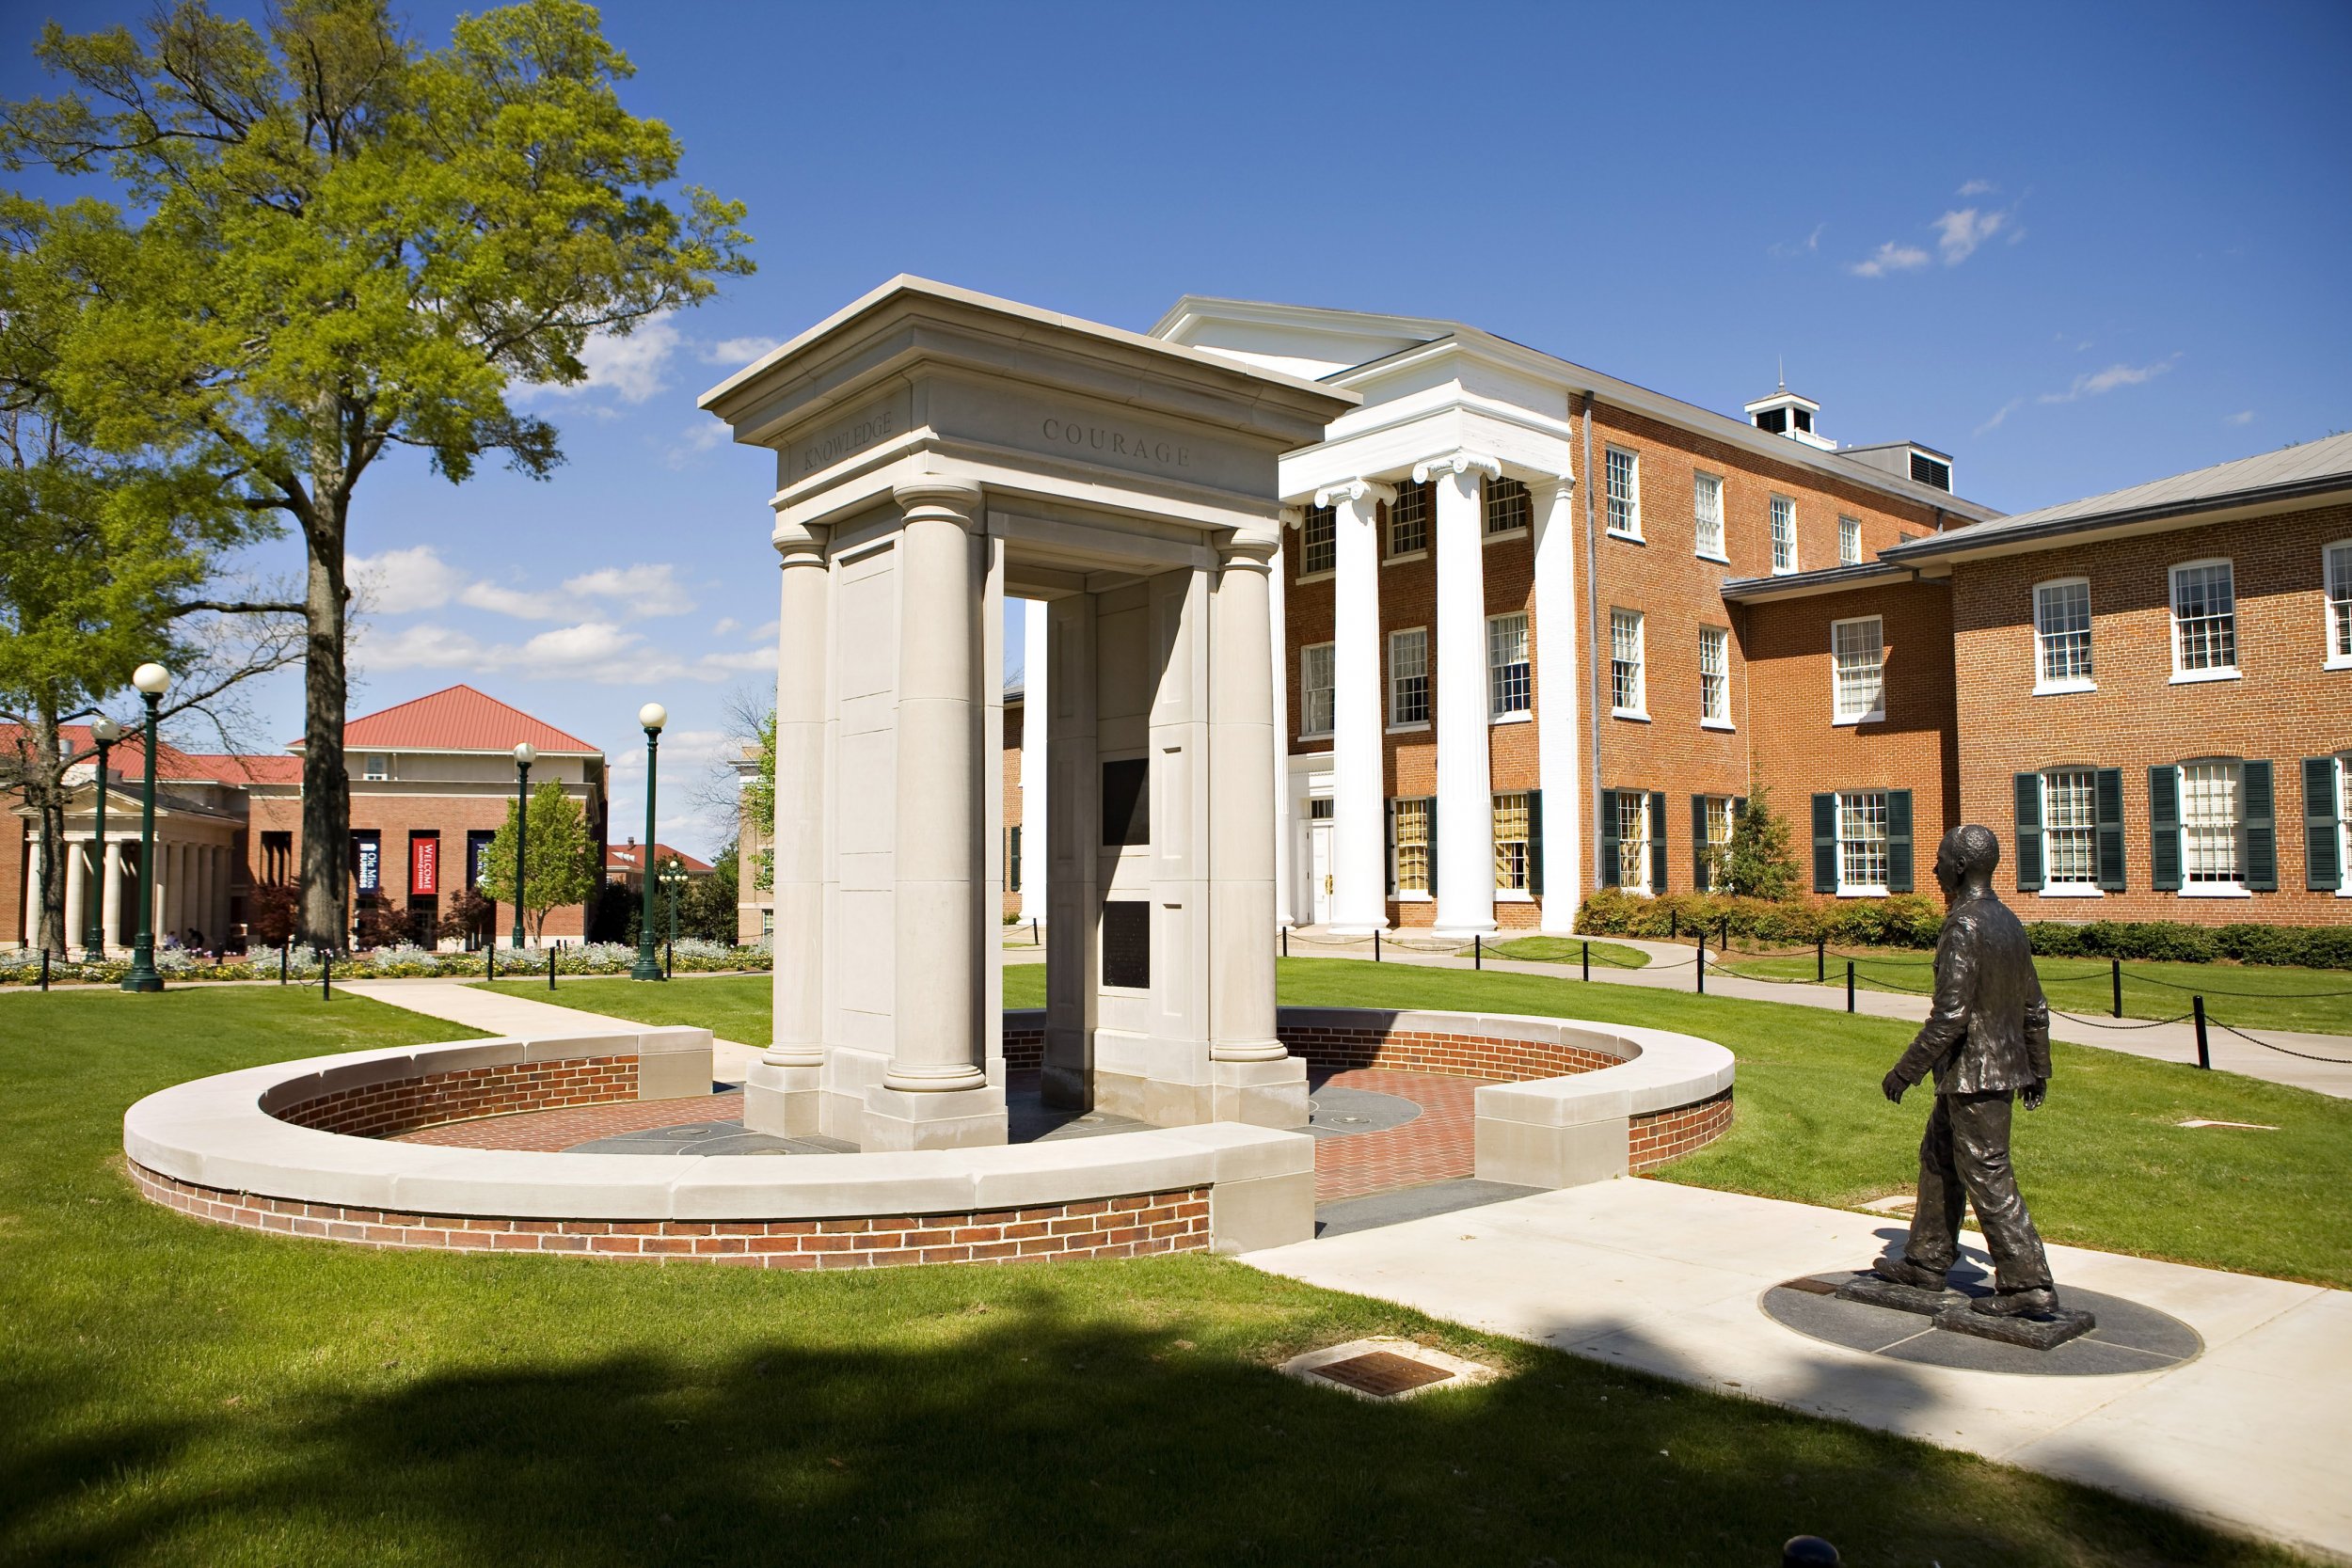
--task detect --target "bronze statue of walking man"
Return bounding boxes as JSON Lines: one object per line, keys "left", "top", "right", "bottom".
{"left": 1875, "top": 823, "right": 2063, "bottom": 1318}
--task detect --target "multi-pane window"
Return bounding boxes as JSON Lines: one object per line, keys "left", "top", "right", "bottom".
{"left": 1389, "top": 482, "right": 1431, "bottom": 556}
{"left": 1299, "top": 505, "right": 1336, "bottom": 577}
{"left": 1300, "top": 642, "right": 1335, "bottom": 736}
{"left": 2170, "top": 561, "right": 2237, "bottom": 673}
{"left": 1392, "top": 797, "right": 1433, "bottom": 895}
{"left": 363, "top": 753, "right": 389, "bottom": 781}
{"left": 2327, "top": 542, "right": 2352, "bottom": 662}
{"left": 1832, "top": 616, "right": 1884, "bottom": 722}
{"left": 2034, "top": 579, "right": 2094, "bottom": 687}
{"left": 1837, "top": 791, "right": 1890, "bottom": 893}
{"left": 1610, "top": 609, "right": 1645, "bottom": 715}
{"left": 2042, "top": 769, "right": 2098, "bottom": 889}
{"left": 1606, "top": 448, "right": 1640, "bottom": 537}
{"left": 1838, "top": 515, "right": 1862, "bottom": 566}
{"left": 2181, "top": 762, "right": 2242, "bottom": 885}
{"left": 1616, "top": 791, "right": 1650, "bottom": 892}
{"left": 1705, "top": 796, "right": 1736, "bottom": 860}
{"left": 1493, "top": 793, "right": 1532, "bottom": 892}
{"left": 1484, "top": 476, "right": 1531, "bottom": 536}
{"left": 1388, "top": 627, "right": 1429, "bottom": 726}
{"left": 1488, "top": 612, "right": 1532, "bottom": 718}
{"left": 1693, "top": 473, "right": 1724, "bottom": 559}
{"left": 1770, "top": 497, "right": 1798, "bottom": 573}
{"left": 1699, "top": 625, "right": 1731, "bottom": 724}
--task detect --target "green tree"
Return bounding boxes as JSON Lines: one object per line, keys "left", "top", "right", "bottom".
{"left": 682, "top": 840, "right": 739, "bottom": 943}
{"left": 738, "top": 708, "right": 777, "bottom": 893}
{"left": 474, "top": 780, "right": 597, "bottom": 942}
{"left": 4, "top": 0, "right": 751, "bottom": 948}
{"left": 1707, "top": 784, "right": 1802, "bottom": 901}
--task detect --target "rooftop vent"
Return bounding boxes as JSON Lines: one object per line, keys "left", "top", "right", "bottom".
{"left": 1837, "top": 442, "right": 1956, "bottom": 494}
{"left": 1741, "top": 386, "right": 1834, "bottom": 452}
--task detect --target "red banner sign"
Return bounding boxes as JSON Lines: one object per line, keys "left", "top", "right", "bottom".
{"left": 411, "top": 834, "right": 439, "bottom": 895}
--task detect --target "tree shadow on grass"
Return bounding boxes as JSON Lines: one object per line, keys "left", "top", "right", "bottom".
{"left": 2, "top": 1277, "right": 2296, "bottom": 1568}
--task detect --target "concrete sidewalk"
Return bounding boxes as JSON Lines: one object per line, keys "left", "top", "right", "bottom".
{"left": 335, "top": 979, "right": 762, "bottom": 1084}
{"left": 1275, "top": 930, "right": 2352, "bottom": 1099}
{"left": 1244, "top": 1179, "right": 2350, "bottom": 1562}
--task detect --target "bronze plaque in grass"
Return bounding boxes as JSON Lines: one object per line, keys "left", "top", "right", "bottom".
{"left": 1312, "top": 1351, "right": 1454, "bottom": 1398}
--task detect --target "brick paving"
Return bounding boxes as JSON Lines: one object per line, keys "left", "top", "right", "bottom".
{"left": 385, "top": 1070, "right": 1487, "bottom": 1205}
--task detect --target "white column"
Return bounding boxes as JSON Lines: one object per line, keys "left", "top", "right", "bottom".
{"left": 1422, "top": 451, "right": 1502, "bottom": 937}
{"left": 24, "top": 836, "right": 43, "bottom": 949}
{"left": 101, "top": 840, "right": 124, "bottom": 953}
{"left": 885, "top": 483, "right": 988, "bottom": 1095}
{"left": 152, "top": 842, "right": 171, "bottom": 942}
{"left": 1318, "top": 477, "right": 1393, "bottom": 935}
{"left": 1269, "top": 517, "right": 1295, "bottom": 928}
{"left": 1019, "top": 596, "right": 1049, "bottom": 923}
{"left": 64, "top": 840, "right": 87, "bottom": 955}
{"left": 765, "top": 519, "right": 830, "bottom": 1076}
{"left": 1208, "top": 535, "right": 1286, "bottom": 1062}
{"left": 1534, "top": 476, "right": 1584, "bottom": 932}
{"left": 193, "top": 846, "right": 212, "bottom": 945}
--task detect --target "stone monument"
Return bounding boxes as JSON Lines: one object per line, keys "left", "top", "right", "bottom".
{"left": 1837, "top": 823, "right": 2095, "bottom": 1349}
{"left": 697, "top": 278, "right": 1357, "bottom": 1151}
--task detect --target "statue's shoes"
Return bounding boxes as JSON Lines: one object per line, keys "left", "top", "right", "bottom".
{"left": 1870, "top": 1257, "right": 1952, "bottom": 1291}
{"left": 1970, "top": 1287, "right": 2058, "bottom": 1318}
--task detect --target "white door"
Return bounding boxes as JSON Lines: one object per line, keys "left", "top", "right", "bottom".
{"left": 1309, "top": 820, "right": 1333, "bottom": 926}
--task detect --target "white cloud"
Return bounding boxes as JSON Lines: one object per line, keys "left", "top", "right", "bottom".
{"left": 1974, "top": 398, "right": 2026, "bottom": 437}
{"left": 358, "top": 623, "right": 492, "bottom": 670}
{"left": 1769, "top": 222, "right": 1826, "bottom": 258}
{"left": 665, "top": 420, "right": 733, "bottom": 468}
{"left": 1849, "top": 242, "right": 1931, "bottom": 278}
{"left": 2224, "top": 409, "right": 2256, "bottom": 426}
{"left": 710, "top": 617, "right": 739, "bottom": 638}
{"left": 513, "top": 313, "right": 681, "bottom": 405}
{"left": 356, "top": 616, "right": 772, "bottom": 689}
{"left": 700, "top": 335, "right": 783, "bottom": 366}
{"left": 563, "top": 563, "right": 696, "bottom": 618}
{"left": 1957, "top": 179, "right": 1997, "bottom": 198}
{"left": 1933, "top": 207, "right": 2008, "bottom": 265}
{"left": 350, "top": 545, "right": 468, "bottom": 614}
{"left": 457, "top": 580, "right": 564, "bottom": 620}
{"left": 2039, "top": 355, "right": 2180, "bottom": 404}
{"left": 697, "top": 647, "right": 778, "bottom": 674}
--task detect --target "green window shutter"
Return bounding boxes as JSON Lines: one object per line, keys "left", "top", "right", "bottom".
{"left": 1691, "top": 796, "right": 1711, "bottom": 892}
{"left": 2305, "top": 757, "right": 2343, "bottom": 892}
{"left": 1812, "top": 794, "right": 1837, "bottom": 894}
{"left": 1384, "top": 800, "right": 1397, "bottom": 897}
{"left": 2012, "top": 773, "right": 2043, "bottom": 892}
{"left": 1527, "top": 788, "right": 1545, "bottom": 897}
{"left": 1427, "top": 795, "right": 1438, "bottom": 894}
{"left": 1732, "top": 795, "right": 1747, "bottom": 819}
{"left": 1598, "top": 790, "right": 1621, "bottom": 888}
{"left": 2096, "top": 768, "right": 2126, "bottom": 891}
{"left": 1887, "top": 789, "right": 1915, "bottom": 894}
{"left": 2149, "top": 767, "right": 2182, "bottom": 892}
{"left": 2243, "top": 760, "right": 2276, "bottom": 892}
{"left": 1009, "top": 826, "right": 1021, "bottom": 893}
{"left": 1648, "top": 792, "right": 1668, "bottom": 893}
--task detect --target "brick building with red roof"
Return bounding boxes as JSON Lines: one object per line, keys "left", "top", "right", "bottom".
{"left": 8, "top": 685, "right": 607, "bottom": 951}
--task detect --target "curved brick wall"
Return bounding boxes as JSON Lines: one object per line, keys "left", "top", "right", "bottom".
{"left": 273, "top": 1056, "right": 638, "bottom": 1140}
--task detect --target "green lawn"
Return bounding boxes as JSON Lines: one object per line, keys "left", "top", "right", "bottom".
{"left": 479, "top": 974, "right": 775, "bottom": 1043}
{"left": 0, "top": 987, "right": 2300, "bottom": 1565}
{"left": 1713, "top": 946, "right": 2352, "bottom": 1037}
{"left": 1487, "top": 935, "right": 1652, "bottom": 969}
{"left": 553, "top": 962, "right": 2352, "bottom": 1291}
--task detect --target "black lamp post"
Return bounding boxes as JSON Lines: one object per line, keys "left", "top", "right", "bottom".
{"left": 120, "top": 663, "right": 168, "bottom": 992}
{"left": 630, "top": 702, "right": 668, "bottom": 981}
{"left": 659, "top": 856, "right": 687, "bottom": 978}
{"left": 509, "top": 742, "right": 535, "bottom": 950}
{"left": 85, "top": 715, "right": 119, "bottom": 962}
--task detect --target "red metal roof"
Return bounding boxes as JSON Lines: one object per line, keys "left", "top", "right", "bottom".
{"left": 606, "top": 840, "right": 713, "bottom": 875}
{"left": 291, "top": 685, "right": 598, "bottom": 755}
{"left": 0, "top": 725, "right": 299, "bottom": 784}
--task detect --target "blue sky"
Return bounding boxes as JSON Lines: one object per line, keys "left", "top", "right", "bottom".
{"left": 8, "top": 0, "right": 2348, "bottom": 854}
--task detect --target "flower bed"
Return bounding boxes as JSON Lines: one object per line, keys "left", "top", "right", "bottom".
{"left": 0, "top": 939, "right": 773, "bottom": 986}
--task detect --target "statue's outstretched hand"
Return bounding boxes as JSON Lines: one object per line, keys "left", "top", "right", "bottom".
{"left": 1881, "top": 1069, "right": 1908, "bottom": 1104}
{"left": 2023, "top": 1080, "right": 2046, "bottom": 1111}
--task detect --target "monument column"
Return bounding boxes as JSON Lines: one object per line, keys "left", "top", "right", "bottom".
{"left": 868, "top": 481, "right": 1007, "bottom": 1149}
{"left": 748, "top": 517, "right": 830, "bottom": 1134}
{"left": 1019, "top": 596, "right": 1048, "bottom": 924}
{"left": 102, "top": 840, "right": 124, "bottom": 952}
{"left": 1534, "top": 476, "right": 1583, "bottom": 931}
{"left": 1319, "top": 478, "right": 1393, "bottom": 936}
{"left": 1422, "top": 451, "right": 1502, "bottom": 937}
{"left": 1269, "top": 515, "right": 1295, "bottom": 927}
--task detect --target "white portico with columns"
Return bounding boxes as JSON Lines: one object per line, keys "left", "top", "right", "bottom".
{"left": 1152, "top": 298, "right": 1587, "bottom": 937}
{"left": 700, "top": 278, "right": 1355, "bottom": 1151}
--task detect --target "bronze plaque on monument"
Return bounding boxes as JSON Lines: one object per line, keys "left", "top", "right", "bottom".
{"left": 1102, "top": 900, "right": 1151, "bottom": 989}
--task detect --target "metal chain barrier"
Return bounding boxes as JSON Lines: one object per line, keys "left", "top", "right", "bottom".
{"left": 2210, "top": 1020, "right": 2352, "bottom": 1064}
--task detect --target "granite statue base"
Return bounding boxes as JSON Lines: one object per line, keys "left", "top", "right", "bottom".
{"left": 1835, "top": 1274, "right": 2096, "bottom": 1351}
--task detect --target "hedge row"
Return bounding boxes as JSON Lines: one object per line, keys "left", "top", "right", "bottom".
{"left": 1573, "top": 889, "right": 2352, "bottom": 971}
{"left": 0, "top": 939, "right": 774, "bottom": 987}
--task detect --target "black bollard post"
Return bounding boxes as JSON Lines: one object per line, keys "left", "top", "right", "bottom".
{"left": 1720, "top": 916, "right": 1730, "bottom": 955}
{"left": 487, "top": 943, "right": 495, "bottom": 983}
{"left": 1281, "top": 927, "right": 1289, "bottom": 959}
{"left": 1694, "top": 943, "right": 1705, "bottom": 994}
{"left": 1846, "top": 960, "right": 1855, "bottom": 1013}
{"left": 1031, "top": 917, "right": 1039, "bottom": 946}
{"left": 1473, "top": 934, "right": 1482, "bottom": 971}
{"left": 280, "top": 939, "right": 290, "bottom": 986}
{"left": 40, "top": 948, "right": 50, "bottom": 991}
{"left": 548, "top": 946, "right": 557, "bottom": 992}
{"left": 1782, "top": 1537, "right": 1840, "bottom": 1567}
{"left": 1669, "top": 910, "right": 1678, "bottom": 940}
{"left": 1581, "top": 940, "right": 1590, "bottom": 982}
{"left": 1373, "top": 928, "right": 1381, "bottom": 963}
{"left": 2193, "top": 995, "right": 2210, "bottom": 1069}
{"left": 2112, "top": 956, "right": 2122, "bottom": 1019}
{"left": 322, "top": 949, "right": 331, "bottom": 1001}
{"left": 1816, "top": 936, "right": 1825, "bottom": 984}
{"left": 665, "top": 937, "right": 674, "bottom": 981}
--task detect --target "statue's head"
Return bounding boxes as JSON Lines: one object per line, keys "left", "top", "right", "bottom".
{"left": 1933, "top": 824, "right": 2001, "bottom": 902}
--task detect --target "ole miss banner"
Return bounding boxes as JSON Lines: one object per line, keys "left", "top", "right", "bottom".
{"left": 354, "top": 832, "right": 381, "bottom": 893}
{"left": 411, "top": 835, "right": 439, "bottom": 895}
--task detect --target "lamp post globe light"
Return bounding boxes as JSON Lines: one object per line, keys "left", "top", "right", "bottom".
{"left": 629, "top": 703, "right": 667, "bottom": 981}
{"left": 85, "top": 715, "right": 120, "bottom": 962}
{"left": 120, "top": 664, "right": 169, "bottom": 992}
{"left": 659, "top": 855, "right": 687, "bottom": 977}
{"left": 509, "top": 743, "right": 536, "bottom": 951}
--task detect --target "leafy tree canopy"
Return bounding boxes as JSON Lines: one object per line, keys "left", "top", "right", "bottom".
{"left": 474, "top": 778, "right": 597, "bottom": 939}
{"left": 1707, "top": 784, "right": 1801, "bottom": 902}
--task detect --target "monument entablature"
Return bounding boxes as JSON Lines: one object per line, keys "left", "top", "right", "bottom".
{"left": 700, "top": 277, "right": 1359, "bottom": 1151}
